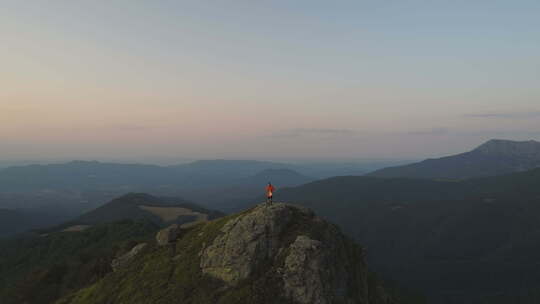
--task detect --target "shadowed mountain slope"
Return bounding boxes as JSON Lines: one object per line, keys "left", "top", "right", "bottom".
{"left": 255, "top": 168, "right": 540, "bottom": 303}
{"left": 0, "top": 220, "right": 158, "bottom": 304}
{"left": 0, "top": 193, "right": 225, "bottom": 304}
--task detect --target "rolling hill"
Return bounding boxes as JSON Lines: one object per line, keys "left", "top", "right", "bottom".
{"left": 368, "top": 139, "right": 540, "bottom": 179}
{"left": 50, "top": 193, "right": 223, "bottom": 232}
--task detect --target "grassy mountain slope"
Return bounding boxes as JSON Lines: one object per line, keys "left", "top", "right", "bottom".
{"left": 0, "top": 193, "right": 225, "bottom": 304}
{"left": 0, "top": 220, "right": 158, "bottom": 304}
{"left": 56, "top": 204, "right": 403, "bottom": 304}
{"left": 76, "top": 193, "right": 222, "bottom": 225}
{"left": 43, "top": 193, "right": 223, "bottom": 234}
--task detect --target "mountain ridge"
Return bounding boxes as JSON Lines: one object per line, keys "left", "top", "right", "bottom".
{"left": 368, "top": 139, "right": 540, "bottom": 179}
{"left": 55, "top": 203, "right": 400, "bottom": 304}
{"left": 474, "top": 139, "right": 540, "bottom": 157}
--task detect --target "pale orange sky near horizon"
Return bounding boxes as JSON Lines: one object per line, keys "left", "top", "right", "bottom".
{"left": 2, "top": 1, "right": 540, "bottom": 161}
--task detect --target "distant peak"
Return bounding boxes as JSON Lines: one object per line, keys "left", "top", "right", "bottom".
{"left": 473, "top": 139, "right": 540, "bottom": 156}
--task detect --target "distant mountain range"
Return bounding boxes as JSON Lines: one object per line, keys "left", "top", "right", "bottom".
{"left": 0, "top": 159, "right": 340, "bottom": 193}
{"left": 0, "top": 160, "right": 309, "bottom": 229}
{"left": 0, "top": 160, "right": 321, "bottom": 236}
{"left": 180, "top": 168, "right": 314, "bottom": 209}
{"left": 252, "top": 167, "right": 540, "bottom": 303}
{"left": 369, "top": 139, "right": 540, "bottom": 179}
{"left": 0, "top": 158, "right": 416, "bottom": 220}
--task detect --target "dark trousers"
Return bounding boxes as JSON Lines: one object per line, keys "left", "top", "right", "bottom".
{"left": 266, "top": 196, "right": 273, "bottom": 204}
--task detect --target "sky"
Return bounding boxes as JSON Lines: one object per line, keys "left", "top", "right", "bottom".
{"left": 1, "top": 1, "right": 540, "bottom": 161}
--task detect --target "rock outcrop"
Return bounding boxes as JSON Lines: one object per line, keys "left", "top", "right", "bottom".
{"left": 59, "top": 202, "right": 397, "bottom": 304}
{"left": 200, "top": 203, "right": 300, "bottom": 284}
{"left": 156, "top": 224, "right": 181, "bottom": 246}
{"left": 200, "top": 203, "right": 371, "bottom": 304}
{"left": 283, "top": 235, "right": 346, "bottom": 304}
{"left": 111, "top": 243, "right": 148, "bottom": 272}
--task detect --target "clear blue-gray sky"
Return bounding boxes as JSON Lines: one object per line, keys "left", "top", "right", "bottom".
{"left": 2, "top": 1, "right": 539, "bottom": 160}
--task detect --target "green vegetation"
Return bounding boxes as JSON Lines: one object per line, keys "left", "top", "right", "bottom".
{"left": 56, "top": 211, "right": 296, "bottom": 304}
{"left": 58, "top": 214, "right": 240, "bottom": 304}
{"left": 55, "top": 205, "right": 398, "bottom": 304}
{"left": 0, "top": 220, "right": 158, "bottom": 304}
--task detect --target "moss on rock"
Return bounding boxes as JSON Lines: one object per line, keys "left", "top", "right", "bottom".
{"left": 56, "top": 203, "right": 396, "bottom": 304}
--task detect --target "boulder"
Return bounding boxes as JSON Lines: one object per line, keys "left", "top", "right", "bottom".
{"left": 111, "top": 243, "right": 147, "bottom": 272}
{"left": 200, "top": 203, "right": 299, "bottom": 284}
{"left": 156, "top": 224, "right": 181, "bottom": 246}
{"left": 283, "top": 235, "right": 349, "bottom": 304}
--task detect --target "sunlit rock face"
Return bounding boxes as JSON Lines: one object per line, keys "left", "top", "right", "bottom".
{"left": 200, "top": 203, "right": 372, "bottom": 304}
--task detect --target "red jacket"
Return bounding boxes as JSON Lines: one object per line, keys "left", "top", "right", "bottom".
{"left": 266, "top": 184, "right": 275, "bottom": 196}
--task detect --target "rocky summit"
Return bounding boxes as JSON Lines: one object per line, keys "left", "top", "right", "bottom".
{"left": 56, "top": 203, "right": 396, "bottom": 304}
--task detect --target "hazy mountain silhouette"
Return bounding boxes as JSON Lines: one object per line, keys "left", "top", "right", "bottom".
{"left": 369, "top": 139, "right": 540, "bottom": 179}
{"left": 0, "top": 160, "right": 302, "bottom": 228}
{"left": 244, "top": 168, "right": 313, "bottom": 185}
{"left": 180, "top": 168, "right": 314, "bottom": 209}
{"left": 0, "top": 160, "right": 295, "bottom": 193}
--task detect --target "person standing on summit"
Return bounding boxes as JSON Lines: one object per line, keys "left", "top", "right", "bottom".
{"left": 266, "top": 182, "right": 275, "bottom": 205}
